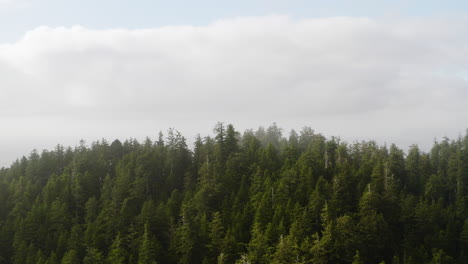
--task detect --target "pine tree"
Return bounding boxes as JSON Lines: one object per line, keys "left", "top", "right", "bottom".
{"left": 60, "top": 250, "right": 79, "bottom": 264}
{"left": 107, "top": 233, "right": 126, "bottom": 264}
{"left": 83, "top": 248, "right": 104, "bottom": 264}
{"left": 138, "top": 222, "right": 159, "bottom": 264}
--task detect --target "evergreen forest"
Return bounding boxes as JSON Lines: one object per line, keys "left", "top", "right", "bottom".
{"left": 1, "top": 123, "right": 468, "bottom": 264}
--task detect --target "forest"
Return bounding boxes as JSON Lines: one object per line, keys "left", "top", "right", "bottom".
{"left": 0, "top": 123, "right": 467, "bottom": 264}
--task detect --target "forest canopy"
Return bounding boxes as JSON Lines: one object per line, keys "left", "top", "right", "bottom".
{"left": 0, "top": 123, "right": 467, "bottom": 264}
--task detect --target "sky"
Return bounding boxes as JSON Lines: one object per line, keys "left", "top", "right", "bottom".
{"left": 0, "top": 0, "right": 467, "bottom": 167}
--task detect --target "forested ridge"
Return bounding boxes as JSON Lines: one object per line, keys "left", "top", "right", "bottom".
{"left": 1, "top": 123, "right": 468, "bottom": 264}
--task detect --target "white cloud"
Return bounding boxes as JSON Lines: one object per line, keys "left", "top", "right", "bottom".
{"left": 0, "top": 16, "right": 467, "bottom": 165}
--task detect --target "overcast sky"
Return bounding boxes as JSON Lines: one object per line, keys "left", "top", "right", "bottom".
{"left": 0, "top": 1, "right": 467, "bottom": 167}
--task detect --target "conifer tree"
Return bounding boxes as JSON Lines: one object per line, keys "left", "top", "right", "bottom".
{"left": 107, "top": 233, "right": 126, "bottom": 264}
{"left": 138, "top": 222, "right": 159, "bottom": 264}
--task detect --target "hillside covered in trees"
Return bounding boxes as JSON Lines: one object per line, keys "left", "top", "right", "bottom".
{"left": 0, "top": 124, "right": 467, "bottom": 264}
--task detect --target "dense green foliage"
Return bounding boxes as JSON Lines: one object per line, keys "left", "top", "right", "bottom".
{"left": 0, "top": 123, "right": 468, "bottom": 264}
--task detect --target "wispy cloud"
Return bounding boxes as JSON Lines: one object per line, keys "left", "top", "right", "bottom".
{"left": 0, "top": 16, "right": 467, "bottom": 165}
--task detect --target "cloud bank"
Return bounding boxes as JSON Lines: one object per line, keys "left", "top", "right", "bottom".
{"left": 0, "top": 16, "right": 467, "bottom": 165}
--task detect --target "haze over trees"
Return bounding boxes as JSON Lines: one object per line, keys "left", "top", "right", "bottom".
{"left": 0, "top": 123, "right": 467, "bottom": 264}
